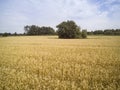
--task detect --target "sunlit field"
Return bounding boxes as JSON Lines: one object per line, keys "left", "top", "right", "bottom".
{"left": 0, "top": 36, "right": 120, "bottom": 90}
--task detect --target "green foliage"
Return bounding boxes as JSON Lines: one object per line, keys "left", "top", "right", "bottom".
{"left": 82, "top": 30, "right": 87, "bottom": 38}
{"left": 87, "top": 29, "right": 120, "bottom": 35}
{"left": 56, "top": 20, "right": 81, "bottom": 39}
{"left": 2, "top": 32, "right": 9, "bottom": 37}
{"left": 13, "top": 32, "right": 17, "bottom": 36}
{"left": 93, "top": 30, "right": 103, "bottom": 35}
{"left": 24, "top": 25, "right": 56, "bottom": 35}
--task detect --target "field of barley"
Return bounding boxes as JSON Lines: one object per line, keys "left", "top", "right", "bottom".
{"left": 0, "top": 36, "right": 120, "bottom": 90}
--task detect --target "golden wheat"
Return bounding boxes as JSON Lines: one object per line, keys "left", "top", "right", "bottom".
{"left": 0, "top": 36, "right": 120, "bottom": 90}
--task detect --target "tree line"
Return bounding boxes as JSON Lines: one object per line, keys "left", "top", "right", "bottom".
{"left": 0, "top": 32, "right": 24, "bottom": 37}
{"left": 87, "top": 29, "right": 120, "bottom": 35}
{"left": 0, "top": 20, "right": 120, "bottom": 38}
{"left": 23, "top": 21, "right": 87, "bottom": 39}
{"left": 24, "top": 25, "right": 56, "bottom": 35}
{"left": 0, "top": 26, "right": 56, "bottom": 37}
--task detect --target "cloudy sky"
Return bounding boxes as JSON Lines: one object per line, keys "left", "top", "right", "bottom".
{"left": 0, "top": 0, "right": 120, "bottom": 33}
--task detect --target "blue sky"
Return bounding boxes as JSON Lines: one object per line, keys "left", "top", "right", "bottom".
{"left": 0, "top": 0, "right": 120, "bottom": 33}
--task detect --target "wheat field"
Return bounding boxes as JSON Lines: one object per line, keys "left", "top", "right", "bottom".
{"left": 0, "top": 36, "right": 120, "bottom": 90}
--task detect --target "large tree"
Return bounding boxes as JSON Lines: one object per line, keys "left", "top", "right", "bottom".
{"left": 56, "top": 20, "right": 81, "bottom": 39}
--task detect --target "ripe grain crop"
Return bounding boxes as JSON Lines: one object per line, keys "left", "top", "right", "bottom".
{"left": 0, "top": 36, "right": 120, "bottom": 90}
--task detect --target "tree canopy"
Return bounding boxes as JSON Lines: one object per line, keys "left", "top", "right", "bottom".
{"left": 56, "top": 20, "right": 81, "bottom": 39}
{"left": 24, "top": 25, "right": 56, "bottom": 35}
{"left": 82, "top": 29, "right": 87, "bottom": 38}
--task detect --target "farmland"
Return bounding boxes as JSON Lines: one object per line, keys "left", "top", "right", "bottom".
{"left": 0, "top": 36, "right": 120, "bottom": 90}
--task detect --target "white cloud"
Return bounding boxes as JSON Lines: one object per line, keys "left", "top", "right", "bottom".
{"left": 0, "top": 0, "right": 120, "bottom": 33}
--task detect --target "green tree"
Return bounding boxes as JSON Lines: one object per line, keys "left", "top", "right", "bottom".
{"left": 24, "top": 25, "right": 30, "bottom": 34}
{"left": 13, "top": 32, "right": 17, "bottom": 36}
{"left": 2, "top": 32, "right": 9, "bottom": 37}
{"left": 56, "top": 20, "right": 81, "bottom": 39}
{"left": 93, "top": 30, "right": 103, "bottom": 35}
{"left": 82, "top": 29, "right": 87, "bottom": 38}
{"left": 24, "top": 25, "right": 55, "bottom": 35}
